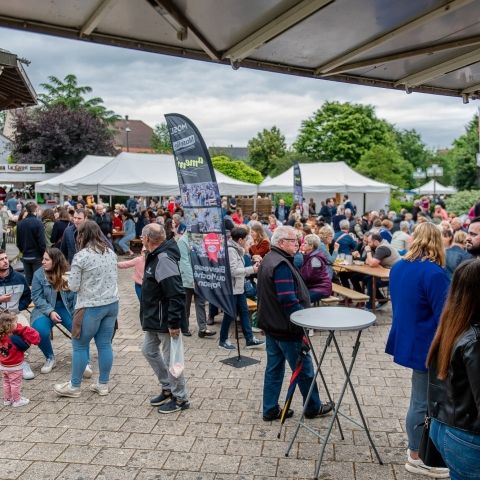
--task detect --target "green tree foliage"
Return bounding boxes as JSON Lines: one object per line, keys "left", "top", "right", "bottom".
{"left": 294, "top": 101, "right": 393, "bottom": 166}
{"left": 269, "top": 151, "right": 313, "bottom": 177}
{"left": 151, "top": 122, "right": 172, "bottom": 153}
{"left": 395, "top": 128, "right": 430, "bottom": 169}
{"left": 356, "top": 144, "right": 413, "bottom": 188}
{"left": 39, "top": 74, "right": 120, "bottom": 124}
{"left": 445, "top": 190, "right": 480, "bottom": 216}
{"left": 247, "top": 126, "right": 286, "bottom": 176}
{"left": 212, "top": 155, "right": 263, "bottom": 184}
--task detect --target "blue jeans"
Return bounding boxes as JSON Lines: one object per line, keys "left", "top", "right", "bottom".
{"left": 134, "top": 283, "right": 142, "bottom": 301}
{"left": 71, "top": 302, "right": 119, "bottom": 387}
{"left": 116, "top": 236, "right": 134, "bottom": 254}
{"left": 32, "top": 299, "right": 73, "bottom": 360}
{"left": 431, "top": 419, "right": 480, "bottom": 480}
{"left": 406, "top": 369, "right": 428, "bottom": 452}
{"left": 220, "top": 293, "right": 253, "bottom": 343}
{"left": 263, "top": 335, "right": 321, "bottom": 417}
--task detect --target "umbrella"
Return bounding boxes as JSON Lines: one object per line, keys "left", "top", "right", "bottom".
{"left": 277, "top": 335, "right": 310, "bottom": 438}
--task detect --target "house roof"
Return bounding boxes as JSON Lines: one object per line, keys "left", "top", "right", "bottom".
{"left": 0, "top": 1, "right": 480, "bottom": 99}
{"left": 0, "top": 49, "right": 36, "bottom": 109}
{"left": 113, "top": 119, "right": 154, "bottom": 150}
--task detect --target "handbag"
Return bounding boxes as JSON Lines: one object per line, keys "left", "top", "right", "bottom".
{"left": 418, "top": 416, "right": 446, "bottom": 468}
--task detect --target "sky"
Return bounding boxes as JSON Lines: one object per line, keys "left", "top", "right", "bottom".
{"left": 1, "top": 26, "right": 478, "bottom": 150}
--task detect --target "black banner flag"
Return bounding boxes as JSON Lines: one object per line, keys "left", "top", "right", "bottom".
{"left": 293, "top": 162, "right": 303, "bottom": 206}
{"left": 165, "top": 113, "right": 236, "bottom": 318}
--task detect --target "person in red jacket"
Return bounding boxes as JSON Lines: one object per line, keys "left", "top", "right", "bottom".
{"left": 0, "top": 311, "right": 40, "bottom": 407}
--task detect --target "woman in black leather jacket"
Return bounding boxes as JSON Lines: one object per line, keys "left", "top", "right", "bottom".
{"left": 427, "top": 258, "right": 480, "bottom": 480}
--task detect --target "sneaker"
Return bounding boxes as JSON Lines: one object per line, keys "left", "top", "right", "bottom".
{"left": 263, "top": 408, "right": 294, "bottom": 422}
{"left": 83, "top": 363, "right": 93, "bottom": 379}
{"left": 182, "top": 330, "right": 192, "bottom": 337}
{"left": 198, "top": 329, "right": 216, "bottom": 338}
{"left": 251, "top": 326, "right": 262, "bottom": 333}
{"left": 150, "top": 390, "right": 172, "bottom": 406}
{"left": 54, "top": 382, "right": 81, "bottom": 398}
{"left": 3, "top": 400, "right": 11, "bottom": 406}
{"left": 219, "top": 340, "right": 236, "bottom": 351}
{"left": 308, "top": 329, "right": 315, "bottom": 337}
{"left": 158, "top": 398, "right": 190, "bottom": 414}
{"left": 304, "top": 401, "right": 335, "bottom": 419}
{"left": 405, "top": 449, "right": 450, "bottom": 478}
{"left": 41, "top": 357, "right": 56, "bottom": 374}
{"left": 22, "top": 361, "right": 34, "bottom": 380}
{"left": 11, "top": 397, "right": 29, "bottom": 407}
{"left": 89, "top": 383, "right": 109, "bottom": 396}
{"left": 246, "top": 337, "right": 265, "bottom": 349}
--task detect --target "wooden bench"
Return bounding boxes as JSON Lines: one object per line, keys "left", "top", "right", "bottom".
{"left": 332, "top": 283, "right": 370, "bottom": 307}
{"left": 130, "top": 238, "right": 143, "bottom": 253}
{"left": 320, "top": 296, "right": 340, "bottom": 306}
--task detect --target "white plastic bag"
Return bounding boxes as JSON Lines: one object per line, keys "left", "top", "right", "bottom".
{"left": 169, "top": 334, "right": 185, "bottom": 378}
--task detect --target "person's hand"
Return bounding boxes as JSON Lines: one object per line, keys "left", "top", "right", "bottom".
{"left": 169, "top": 328, "right": 180, "bottom": 337}
{"left": 252, "top": 255, "right": 262, "bottom": 263}
{"left": 352, "top": 251, "right": 360, "bottom": 259}
{"left": 252, "top": 262, "right": 259, "bottom": 273}
{"left": 0, "top": 293, "right": 11, "bottom": 303}
{"left": 49, "top": 311, "right": 62, "bottom": 323}
{"left": 334, "top": 242, "right": 340, "bottom": 252}
{"left": 364, "top": 247, "right": 371, "bottom": 254}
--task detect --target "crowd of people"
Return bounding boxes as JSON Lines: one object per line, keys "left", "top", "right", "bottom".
{"left": 0, "top": 189, "right": 479, "bottom": 478}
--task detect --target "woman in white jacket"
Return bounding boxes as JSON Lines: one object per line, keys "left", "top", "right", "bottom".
{"left": 218, "top": 227, "right": 265, "bottom": 351}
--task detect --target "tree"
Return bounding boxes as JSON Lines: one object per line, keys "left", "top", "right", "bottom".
{"left": 247, "top": 126, "right": 286, "bottom": 176}
{"left": 39, "top": 74, "right": 120, "bottom": 124}
{"left": 212, "top": 155, "right": 263, "bottom": 184}
{"left": 294, "top": 101, "right": 393, "bottom": 166}
{"left": 446, "top": 190, "right": 480, "bottom": 216}
{"left": 151, "top": 122, "right": 172, "bottom": 153}
{"left": 356, "top": 144, "right": 413, "bottom": 188}
{"left": 12, "top": 105, "right": 116, "bottom": 171}
{"left": 394, "top": 129, "right": 429, "bottom": 169}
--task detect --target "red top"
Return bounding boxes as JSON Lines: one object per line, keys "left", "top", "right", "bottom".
{"left": 167, "top": 201, "right": 176, "bottom": 215}
{"left": 0, "top": 325, "right": 40, "bottom": 368}
{"left": 231, "top": 213, "right": 244, "bottom": 225}
{"left": 112, "top": 215, "right": 123, "bottom": 231}
{"left": 249, "top": 239, "right": 271, "bottom": 258}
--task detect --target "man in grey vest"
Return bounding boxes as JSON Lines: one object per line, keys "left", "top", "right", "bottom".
{"left": 257, "top": 226, "right": 334, "bottom": 422}
{"left": 364, "top": 232, "right": 400, "bottom": 309}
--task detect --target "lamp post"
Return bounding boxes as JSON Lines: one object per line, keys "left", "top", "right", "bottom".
{"left": 426, "top": 163, "right": 443, "bottom": 200}
{"left": 125, "top": 115, "right": 131, "bottom": 152}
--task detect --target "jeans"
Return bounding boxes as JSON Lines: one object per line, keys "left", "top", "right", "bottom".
{"left": 134, "top": 283, "right": 142, "bottom": 301}
{"left": 185, "top": 288, "right": 207, "bottom": 331}
{"left": 219, "top": 293, "right": 253, "bottom": 343}
{"left": 71, "top": 301, "right": 118, "bottom": 387}
{"left": 406, "top": 369, "right": 428, "bottom": 452}
{"left": 32, "top": 299, "right": 73, "bottom": 360}
{"left": 2, "top": 370, "right": 22, "bottom": 402}
{"left": 21, "top": 257, "right": 43, "bottom": 285}
{"left": 430, "top": 419, "right": 480, "bottom": 480}
{"left": 263, "top": 335, "right": 321, "bottom": 417}
{"left": 116, "top": 236, "right": 133, "bottom": 254}
{"left": 142, "top": 331, "right": 188, "bottom": 401}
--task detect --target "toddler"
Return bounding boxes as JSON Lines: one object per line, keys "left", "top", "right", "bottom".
{"left": 117, "top": 248, "right": 145, "bottom": 301}
{"left": 0, "top": 311, "right": 40, "bottom": 407}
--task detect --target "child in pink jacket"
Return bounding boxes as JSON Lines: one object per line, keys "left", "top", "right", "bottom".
{"left": 118, "top": 249, "right": 145, "bottom": 301}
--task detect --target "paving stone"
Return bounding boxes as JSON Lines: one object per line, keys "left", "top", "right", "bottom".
{"left": 56, "top": 445, "right": 102, "bottom": 464}
{"left": 163, "top": 451, "right": 205, "bottom": 471}
{"left": 135, "top": 469, "right": 177, "bottom": 480}
{"left": 238, "top": 456, "right": 278, "bottom": 476}
{"left": 0, "top": 441, "right": 35, "bottom": 459}
{"left": 0, "top": 459, "right": 31, "bottom": 479}
{"left": 17, "top": 461, "right": 66, "bottom": 480}
{"left": 22, "top": 442, "right": 66, "bottom": 461}
{"left": 91, "top": 447, "right": 135, "bottom": 466}
{"left": 201, "top": 453, "right": 241, "bottom": 473}
{"left": 58, "top": 463, "right": 103, "bottom": 479}
{"left": 123, "top": 432, "right": 163, "bottom": 449}
{"left": 129, "top": 449, "right": 169, "bottom": 469}
{"left": 55, "top": 428, "right": 97, "bottom": 445}
{"left": 97, "top": 466, "right": 140, "bottom": 479}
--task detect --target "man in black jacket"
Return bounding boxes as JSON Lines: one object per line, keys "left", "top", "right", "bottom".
{"left": 140, "top": 223, "right": 189, "bottom": 414}
{"left": 16, "top": 202, "right": 45, "bottom": 285}
{"left": 93, "top": 204, "right": 112, "bottom": 240}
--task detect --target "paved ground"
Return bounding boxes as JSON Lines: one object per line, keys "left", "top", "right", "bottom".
{"left": 0, "top": 248, "right": 421, "bottom": 480}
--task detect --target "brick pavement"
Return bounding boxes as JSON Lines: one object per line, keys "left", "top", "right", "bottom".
{"left": 0, "top": 263, "right": 422, "bottom": 480}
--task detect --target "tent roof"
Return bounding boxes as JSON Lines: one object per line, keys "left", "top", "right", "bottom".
{"left": 55, "top": 152, "right": 257, "bottom": 196}
{"left": 1, "top": 1, "right": 480, "bottom": 99}
{"left": 35, "top": 155, "right": 114, "bottom": 193}
{"left": 0, "top": 172, "right": 55, "bottom": 183}
{"left": 413, "top": 179, "right": 457, "bottom": 195}
{"left": 258, "top": 162, "right": 390, "bottom": 194}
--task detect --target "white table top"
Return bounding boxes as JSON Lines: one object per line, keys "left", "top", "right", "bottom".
{"left": 291, "top": 307, "right": 376, "bottom": 331}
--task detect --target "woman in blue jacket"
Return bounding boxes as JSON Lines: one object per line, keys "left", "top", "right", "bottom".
{"left": 386, "top": 223, "right": 450, "bottom": 478}
{"left": 115, "top": 212, "right": 136, "bottom": 255}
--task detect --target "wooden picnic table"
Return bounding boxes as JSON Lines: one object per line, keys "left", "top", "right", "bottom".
{"left": 112, "top": 231, "right": 125, "bottom": 238}
{"left": 333, "top": 262, "right": 390, "bottom": 311}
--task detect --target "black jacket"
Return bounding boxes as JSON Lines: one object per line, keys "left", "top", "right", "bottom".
{"left": 93, "top": 212, "right": 112, "bottom": 237}
{"left": 140, "top": 238, "right": 185, "bottom": 333}
{"left": 428, "top": 324, "right": 480, "bottom": 433}
{"left": 16, "top": 214, "right": 46, "bottom": 259}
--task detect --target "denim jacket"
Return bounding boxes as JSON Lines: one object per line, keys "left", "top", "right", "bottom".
{"left": 30, "top": 267, "right": 76, "bottom": 323}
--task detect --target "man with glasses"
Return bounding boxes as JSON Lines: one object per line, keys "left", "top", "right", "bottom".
{"left": 256, "top": 226, "right": 334, "bottom": 421}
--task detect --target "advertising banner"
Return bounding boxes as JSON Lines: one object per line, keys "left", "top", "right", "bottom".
{"left": 293, "top": 162, "right": 303, "bottom": 206}
{"left": 165, "top": 113, "right": 235, "bottom": 318}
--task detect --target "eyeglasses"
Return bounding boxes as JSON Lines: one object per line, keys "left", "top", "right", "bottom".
{"left": 282, "top": 238, "right": 299, "bottom": 244}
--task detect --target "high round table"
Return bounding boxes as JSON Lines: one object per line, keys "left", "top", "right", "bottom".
{"left": 286, "top": 307, "right": 383, "bottom": 479}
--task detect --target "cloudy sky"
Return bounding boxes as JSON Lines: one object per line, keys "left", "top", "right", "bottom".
{"left": 1, "top": 26, "right": 478, "bottom": 149}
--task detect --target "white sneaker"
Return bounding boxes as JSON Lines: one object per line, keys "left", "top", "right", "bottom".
{"left": 54, "top": 382, "right": 81, "bottom": 398}
{"left": 308, "top": 329, "right": 315, "bottom": 337}
{"left": 3, "top": 400, "right": 11, "bottom": 406}
{"left": 22, "top": 361, "right": 34, "bottom": 380}
{"left": 83, "top": 363, "right": 93, "bottom": 379}
{"left": 251, "top": 326, "right": 262, "bottom": 333}
{"left": 89, "top": 383, "right": 109, "bottom": 396}
{"left": 405, "top": 449, "right": 450, "bottom": 478}
{"left": 11, "top": 397, "right": 29, "bottom": 407}
{"left": 40, "top": 357, "right": 56, "bottom": 374}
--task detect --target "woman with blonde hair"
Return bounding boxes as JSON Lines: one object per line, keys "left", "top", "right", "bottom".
{"left": 317, "top": 226, "right": 339, "bottom": 278}
{"left": 426, "top": 259, "right": 480, "bottom": 479}
{"left": 248, "top": 221, "right": 270, "bottom": 260}
{"left": 385, "top": 222, "right": 450, "bottom": 478}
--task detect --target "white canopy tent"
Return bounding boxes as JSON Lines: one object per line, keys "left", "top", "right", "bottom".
{"left": 44, "top": 152, "right": 258, "bottom": 197}
{"left": 413, "top": 180, "right": 457, "bottom": 195}
{"left": 258, "top": 162, "right": 391, "bottom": 212}
{"left": 35, "top": 155, "right": 114, "bottom": 195}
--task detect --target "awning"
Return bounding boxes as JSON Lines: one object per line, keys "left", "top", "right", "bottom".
{"left": 0, "top": 172, "right": 55, "bottom": 183}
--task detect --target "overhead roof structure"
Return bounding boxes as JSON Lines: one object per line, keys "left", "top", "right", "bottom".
{"left": 0, "top": 49, "right": 36, "bottom": 109}
{"left": 0, "top": 0, "right": 480, "bottom": 100}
